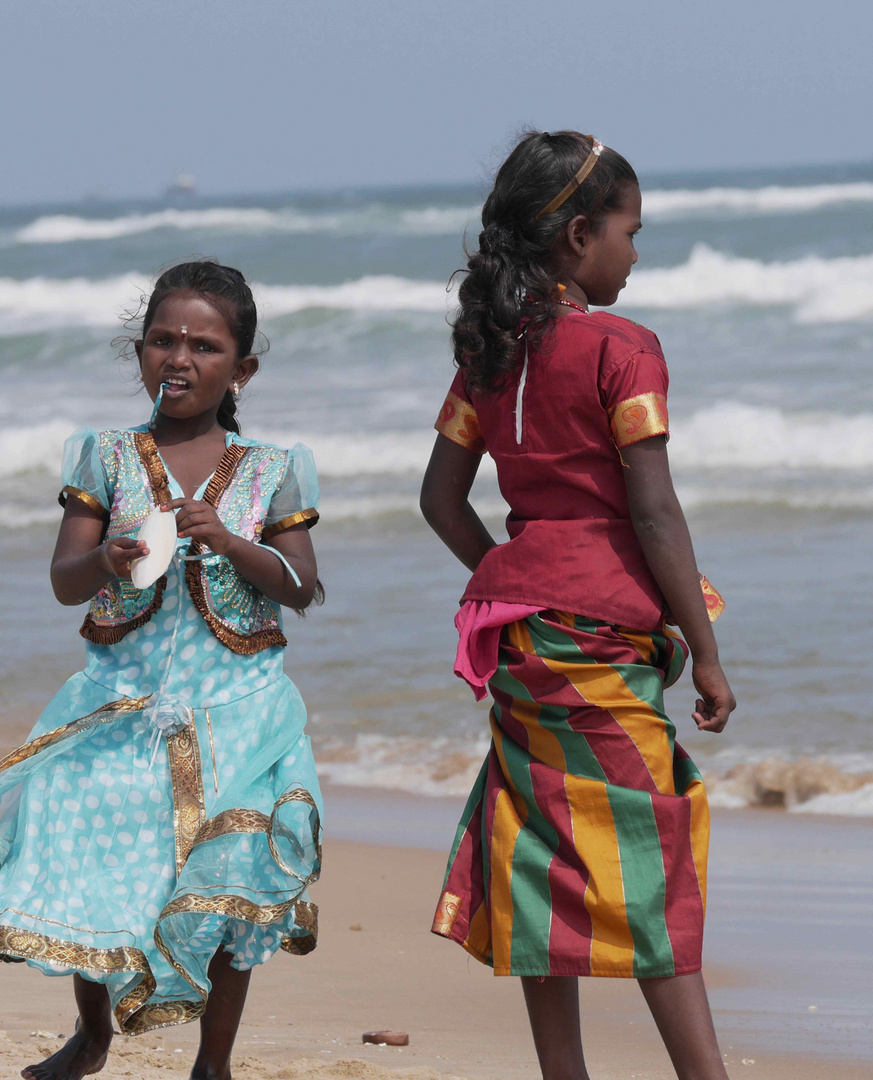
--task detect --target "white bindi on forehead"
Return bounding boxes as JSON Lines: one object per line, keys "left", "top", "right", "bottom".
{"left": 180, "top": 326, "right": 188, "bottom": 336}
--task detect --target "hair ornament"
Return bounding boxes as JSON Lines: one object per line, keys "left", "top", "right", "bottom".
{"left": 536, "top": 137, "right": 603, "bottom": 219}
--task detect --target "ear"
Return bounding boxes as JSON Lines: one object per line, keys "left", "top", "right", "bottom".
{"left": 134, "top": 339, "right": 143, "bottom": 365}
{"left": 565, "top": 214, "right": 592, "bottom": 259}
{"left": 232, "top": 354, "right": 259, "bottom": 390}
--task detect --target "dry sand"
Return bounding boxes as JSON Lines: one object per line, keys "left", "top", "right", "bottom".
{"left": 1, "top": 837, "right": 869, "bottom": 1080}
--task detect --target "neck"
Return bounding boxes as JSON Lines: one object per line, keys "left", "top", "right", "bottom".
{"left": 560, "top": 282, "right": 590, "bottom": 310}
{"left": 150, "top": 411, "right": 225, "bottom": 445}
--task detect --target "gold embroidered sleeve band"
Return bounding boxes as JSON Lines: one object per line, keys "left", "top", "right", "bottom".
{"left": 699, "top": 574, "right": 726, "bottom": 623}
{"left": 261, "top": 508, "right": 320, "bottom": 539}
{"left": 58, "top": 485, "right": 110, "bottom": 519}
{"left": 435, "top": 391, "right": 487, "bottom": 454}
{"left": 609, "top": 392, "right": 669, "bottom": 448}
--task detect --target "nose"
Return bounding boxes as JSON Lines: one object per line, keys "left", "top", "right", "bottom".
{"left": 631, "top": 248, "right": 639, "bottom": 266}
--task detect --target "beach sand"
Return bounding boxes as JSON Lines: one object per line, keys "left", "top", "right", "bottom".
{"left": 2, "top": 804, "right": 871, "bottom": 1080}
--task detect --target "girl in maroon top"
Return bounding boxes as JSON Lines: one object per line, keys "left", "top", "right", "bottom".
{"left": 422, "top": 131, "right": 735, "bottom": 1080}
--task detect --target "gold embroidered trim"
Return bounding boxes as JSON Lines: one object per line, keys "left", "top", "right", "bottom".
{"left": 58, "top": 485, "right": 110, "bottom": 519}
{"left": 184, "top": 442, "right": 288, "bottom": 655}
{"left": 281, "top": 899, "right": 319, "bottom": 955}
{"left": 204, "top": 708, "right": 218, "bottom": 793}
{"left": 79, "top": 575, "right": 167, "bottom": 645}
{"left": 609, "top": 391, "right": 669, "bottom": 448}
{"left": 267, "top": 789, "right": 322, "bottom": 883}
{"left": 700, "top": 574, "right": 726, "bottom": 623}
{"left": 261, "top": 507, "right": 320, "bottom": 539}
{"left": 0, "top": 697, "right": 149, "bottom": 773}
{"left": 431, "top": 891, "right": 462, "bottom": 936}
{"left": 134, "top": 431, "right": 172, "bottom": 506}
{"left": 166, "top": 724, "right": 207, "bottom": 877}
{"left": 0, "top": 924, "right": 156, "bottom": 1031}
{"left": 193, "top": 808, "right": 271, "bottom": 846}
{"left": 435, "top": 390, "right": 487, "bottom": 454}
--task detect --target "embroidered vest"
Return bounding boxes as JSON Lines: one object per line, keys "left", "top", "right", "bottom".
{"left": 79, "top": 430, "right": 299, "bottom": 655}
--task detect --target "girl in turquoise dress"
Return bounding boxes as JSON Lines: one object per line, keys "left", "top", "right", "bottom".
{"left": 0, "top": 260, "right": 323, "bottom": 1080}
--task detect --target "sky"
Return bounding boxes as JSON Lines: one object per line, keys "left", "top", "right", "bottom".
{"left": 1, "top": 0, "right": 871, "bottom": 205}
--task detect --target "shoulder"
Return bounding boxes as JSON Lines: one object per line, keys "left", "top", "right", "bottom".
{"left": 228, "top": 434, "right": 315, "bottom": 464}
{"left": 555, "top": 310, "right": 662, "bottom": 354}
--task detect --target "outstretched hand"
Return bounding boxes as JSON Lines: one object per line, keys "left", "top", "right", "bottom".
{"left": 691, "top": 660, "right": 736, "bottom": 733}
{"left": 162, "top": 498, "right": 235, "bottom": 555}
{"left": 101, "top": 536, "right": 148, "bottom": 580}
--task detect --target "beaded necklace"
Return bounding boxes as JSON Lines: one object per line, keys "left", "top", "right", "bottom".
{"left": 557, "top": 298, "right": 590, "bottom": 315}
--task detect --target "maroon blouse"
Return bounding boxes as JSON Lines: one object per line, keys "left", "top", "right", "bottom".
{"left": 435, "top": 310, "right": 675, "bottom": 631}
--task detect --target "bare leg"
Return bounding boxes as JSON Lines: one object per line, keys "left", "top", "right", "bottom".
{"left": 21, "top": 974, "right": 113, "bottom": 1080}
{"left": 638, "top": 971, "right": 729, "bottom": 1080}
{"left": 190, "top": 947, "right": 252, "bottom": 1080}
{"left": 521, "top": 976, "right": 590, "bottom": 1080}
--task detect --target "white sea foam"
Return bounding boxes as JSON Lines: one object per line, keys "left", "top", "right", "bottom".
{"left": 669, "top": 402, "right": 873, "bottom": 471}
{"left": 643, "top": 181, "right": 873, "bottom": 219}
{"left": 2, "top": 243, "right": 871, "bottom": 336}
{"left": 312, "top": 733, "right": 873, "bottom": 814}
{"left": 620, "top": 244, "right": 873, "bottom": 322}
{"left": 0, "top": 273, "right": 452, "bottom": 333}
{"left": 13, "top": 204, "right": 481, "bottom": 245}
{"left": 10, "top": 181, "right": 872, "bottom": 246}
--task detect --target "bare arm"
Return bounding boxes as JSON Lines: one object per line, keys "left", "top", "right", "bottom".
{"left": 420, "top": 434, "right": 496, "bottom": 572}
{"left": 166, "top": 499, "right": 318, "bottom": 610}
{"left": 622, "top": 436, "right": 736, "bottom": 732}
{"left": 51, "top": 499, "right": 148, "bottom": 605}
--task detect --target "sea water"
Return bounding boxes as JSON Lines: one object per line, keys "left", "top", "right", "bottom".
{"left": 1, "top": 161, "right": 872, "bottom": 815}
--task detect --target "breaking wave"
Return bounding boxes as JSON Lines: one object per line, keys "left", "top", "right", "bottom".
{"left": 643, "top": 180, "right": 873, "bottom": 219}
{"left": 3, "top": 243, "right": 872, "bottom": 336}
{"left": 620, "top": 244, "right": 873, "bottom": 322}
{"left": 12, "top": 204, "right": 480, "bottom": 245}
{"left": 8, "top": 180, "right": 873, "bottom": 247}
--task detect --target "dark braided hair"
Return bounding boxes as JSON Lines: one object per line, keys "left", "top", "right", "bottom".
{"left": 139, "top": 259, "right": 262, "bottom": 433}
{"left": 452, "top": 130, "right": 638, "bottom": 392}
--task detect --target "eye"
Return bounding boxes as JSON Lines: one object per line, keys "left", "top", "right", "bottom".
{"left": 196, "top": 341, "right": 217, "bottom": 353}
{"left": 151, "top": 335, "right": 172, "bottom": 348}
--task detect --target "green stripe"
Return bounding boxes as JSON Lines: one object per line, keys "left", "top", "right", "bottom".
{"left": 606, "top": 784, "right": 673, "bottom": 977}
{"left": 442, "top": 754, "right": 490, "bottom": 890}
{"left": 673, "top": 753, "right": 703, "bottom": 795}
{"left": 491, "top": 666, "right": 560, "bottom": 971}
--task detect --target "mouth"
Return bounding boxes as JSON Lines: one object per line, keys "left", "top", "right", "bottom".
{"left": 161, "top": 376, "right": 191, "bottom": 397}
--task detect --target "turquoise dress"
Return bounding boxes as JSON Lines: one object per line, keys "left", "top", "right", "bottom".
{"left": 0, "top": 426, "right": 323, "bottom": 1035}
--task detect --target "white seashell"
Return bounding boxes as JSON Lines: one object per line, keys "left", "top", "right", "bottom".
{"left": 131, "top": 509, "right": 178, "bottom": 589}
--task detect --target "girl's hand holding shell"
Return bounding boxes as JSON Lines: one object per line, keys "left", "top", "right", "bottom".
{"left": 163, "top": 497, "right": 236, "bottom": 555}
{"left": 101, "top": 536, "right": 149, "bottom": 580}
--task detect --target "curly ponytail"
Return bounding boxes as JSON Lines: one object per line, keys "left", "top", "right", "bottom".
{"left": 452, "top": 130, "right": 638, "bottom": 392}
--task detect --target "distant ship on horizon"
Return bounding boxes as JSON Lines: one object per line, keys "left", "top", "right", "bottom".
{"left": 164, "top": 173, "right": 196, "bottom": 197}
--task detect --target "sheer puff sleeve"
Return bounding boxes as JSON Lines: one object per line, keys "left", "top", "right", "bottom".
{"left": 58, "top": 427, "right": 110, "bottom": 519}
{"left": 261, "top": 443, "right": 320, "bottom": 539}
{"left": 434, "top": 369, "right": 487, "bottom": 454}
{"left": 600, "top": 345, "right": 670, "bottom": 449}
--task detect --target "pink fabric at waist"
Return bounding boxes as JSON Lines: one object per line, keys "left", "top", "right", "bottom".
{"left": 454, "top": 600, "right": 540, "bottom": 701}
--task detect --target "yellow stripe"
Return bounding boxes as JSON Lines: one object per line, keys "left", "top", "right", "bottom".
{"left": 540, "top": 657, "right": 675, "bottom": 794}
{"left": 615, "top": 627, "right": 658, "bottom": 665}
{"left": 686, "top": 778, "right": 710, "bottom": 912}
{"left": 566, "top": 778, "right": 634, "bottom": 974}
{"left": 465, "top": 899, "right": 492, "bottom": 960}
{"left": 488, "top": 786, "right": 523, "bottom": 972}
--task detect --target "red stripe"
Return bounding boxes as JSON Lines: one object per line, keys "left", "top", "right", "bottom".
{"left": 525, "top": 760, "right": 593, "bottom": 976}
{"left": 651, "top": 791, "right": 704, "bottom": 972}
{"left": 564, "top": 704, "right": 661, "bottom": 794}
{"left": 441, "top": 800, "right": 486, "bottom": 946}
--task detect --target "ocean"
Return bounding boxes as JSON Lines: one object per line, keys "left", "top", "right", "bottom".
{"left": 1, "top": 161, "right": 872, "bottom": 817}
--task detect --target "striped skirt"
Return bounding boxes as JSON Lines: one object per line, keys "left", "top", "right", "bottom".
{"left": 432, "top": 611, "right": 709, "bottom": 979}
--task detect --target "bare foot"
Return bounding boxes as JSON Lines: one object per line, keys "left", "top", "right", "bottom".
{"left": 21, "top": 1024, "right": 112, "bottom": 1080}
